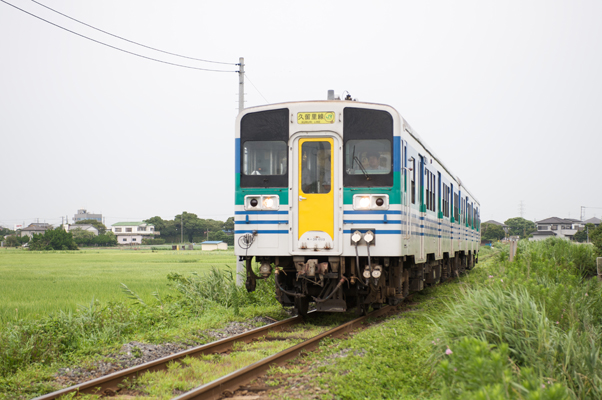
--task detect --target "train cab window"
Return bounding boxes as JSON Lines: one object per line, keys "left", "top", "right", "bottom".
{"left": 243, "top": 141, "right": 287, "bottom": 176}
{"left": 345, "top": 139, "right": 391, "bottom": 175}
{"left": 240, "top": 108, "right": 289, "bottom": 188}
{"left": 343, "top": 107, "right": 393, "bottom": 187}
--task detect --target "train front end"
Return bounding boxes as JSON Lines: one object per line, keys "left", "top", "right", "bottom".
{"left": 235, "top": 99, "right": 406, "bottom": 314}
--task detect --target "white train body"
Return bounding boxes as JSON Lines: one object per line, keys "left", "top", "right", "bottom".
{"left": 235, "top": 99, "right": 480, "bottom": 313}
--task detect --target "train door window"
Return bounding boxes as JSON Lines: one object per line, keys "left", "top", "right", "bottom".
{"left": 453, "top": 192, "right": 459, "bottom": 222}
{"left": 410, "top": 157, "right": 416, "bottom": 204}
{"left": 301, "top": 141, "right": 331, "bottom": 194}
{"left": 424, "top": 170, "right": 431, "bottom": 210}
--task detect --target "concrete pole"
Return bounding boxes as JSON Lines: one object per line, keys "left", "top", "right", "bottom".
{"left": 597, "top": 257, "right": 602, "bottom": 282}
{"left": 238, "top": 57, "right": 245, "bottom": 114}
{"left": 236, "top": 57, "right": 245, "bottom": 286}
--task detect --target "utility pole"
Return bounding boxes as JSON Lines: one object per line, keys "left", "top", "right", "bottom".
{"left": 181, "top": 214, "right": 183, "bottom": 245}
{"left": 238, "top": 57, "right": 245, "bottom": 114}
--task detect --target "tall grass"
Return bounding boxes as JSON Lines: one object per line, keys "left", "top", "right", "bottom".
{"left": 431, "top": 238, "right": 602, "bottom": 399}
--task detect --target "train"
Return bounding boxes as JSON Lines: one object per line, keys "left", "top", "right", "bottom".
{"left": 234, "top": 93, "right": 480, "bottom": 315}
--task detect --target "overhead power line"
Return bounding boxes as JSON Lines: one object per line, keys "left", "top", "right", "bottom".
{"left": 30, "top": 0, "right": 237, "bottom": 66}
{"left": 245, "top": 73, "right": 270, "bottom": 104}
{"left": 0, "top": 0, "right": 237, "bottom": 72}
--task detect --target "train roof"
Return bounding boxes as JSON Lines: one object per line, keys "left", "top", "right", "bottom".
{"left": 238, "top": 100, "right": 479, "bottom": 204}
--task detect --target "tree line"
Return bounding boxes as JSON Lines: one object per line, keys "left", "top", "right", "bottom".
{"left": 481, "top": 217, "right": 602, "bottom": 248}
{"left": 1, "top": 213, "right": 236, "bottom": 250}
{"left": 144, "top": 212, "right": 234, "bottom": 245}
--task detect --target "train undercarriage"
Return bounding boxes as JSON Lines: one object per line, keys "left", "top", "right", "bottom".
{"left": 244, "top": 251, "right": 478, "bottom": 315}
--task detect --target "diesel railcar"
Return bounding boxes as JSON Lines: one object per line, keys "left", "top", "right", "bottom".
{"left": 235, "top": 96, "right": 480, "bottom": 315}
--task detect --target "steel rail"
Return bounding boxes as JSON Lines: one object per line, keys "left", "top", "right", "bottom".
{"left": 33, "top": 314, "right": 305, "bottom": 400}
{"left": 173, "top": 305, "right": 395, "bottom": 400}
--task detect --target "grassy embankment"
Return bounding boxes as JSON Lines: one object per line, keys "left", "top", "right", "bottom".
{"left": 275, "top": 239, "right": 600, "bottom": 400}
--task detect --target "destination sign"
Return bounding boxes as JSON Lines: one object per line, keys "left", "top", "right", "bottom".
{"left": 297, "top": 112, "right": 335, "bottom": 124}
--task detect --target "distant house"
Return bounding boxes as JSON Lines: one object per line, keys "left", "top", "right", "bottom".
{"left": 111, "top": 222, "right": 158, "bottom": 245}
{"left": 201, "top": 241, "right": 228, "bottom": 251}
{"left": 530, "top": 217, "right": 581, "bottom": 241}
{"left": 74, "top": 209, "right": 102, "bottom": 223}
{"left": 583, "top": 217, "right": 601, "bottom": 228}
{"left": 20, "top": 223, "right": 53, "bottom": 238}
{"left": 65, "top": 224, "right": 99, "bottom": 236}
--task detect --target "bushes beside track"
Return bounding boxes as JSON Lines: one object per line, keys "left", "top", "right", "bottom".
{"left": 431, "top": 238, "right": 602, "bottom": 399}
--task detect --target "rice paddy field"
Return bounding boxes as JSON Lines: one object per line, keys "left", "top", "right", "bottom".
{"left": 0, "top": 247, "right": 237, "bottom": 321}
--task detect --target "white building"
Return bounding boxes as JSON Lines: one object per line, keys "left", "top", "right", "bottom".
{"left": 111, "top": 222, "right": 158, "bottom": 245}
{"left": 65, "top": 224, "right": 99, "bottom": 235}
{"left": 201, "top": 241, "right": 228, "bottom": 251}
{"left": 530, "top": 217, "right": 581, "bottom": 241}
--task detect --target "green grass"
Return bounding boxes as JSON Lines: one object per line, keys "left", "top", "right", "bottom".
{"left": 0, "top": 248, "right": 236, "bottom": 321}
{"left": 0, "top": 248, "right": 284, "bottom": 400}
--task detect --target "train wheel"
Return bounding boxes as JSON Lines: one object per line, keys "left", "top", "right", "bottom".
{"left": 294, "top": 297, "right": 309, "bottom": 317}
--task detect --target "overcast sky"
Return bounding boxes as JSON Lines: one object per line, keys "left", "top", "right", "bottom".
{"left": 1, "top": 0, "right": 601, "bottom": 229}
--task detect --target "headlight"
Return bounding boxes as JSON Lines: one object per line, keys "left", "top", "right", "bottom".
{"left": 353, "top": 194, "right": 389, "bottom": 210}
{"left": 263, "top": 197, "right": 274, "bottom": 208}
{"left": 244, "top": 195, "right": 279, "bottom": 210}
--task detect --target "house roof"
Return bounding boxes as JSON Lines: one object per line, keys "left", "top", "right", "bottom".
{"left": 584, "top": 217, "right": 601, "bottom": 225}
{"left": 202, "top": 241, "right": 224, "bottom": 244}
{"left": 21, "top": 225, "right": 51, "bottom": 232}
{"left": 536, "top": 217, "right": 574, "bottom": 224}
{"left": 112, "top": 222, "right": 147, "bottom": 226}
{"left": 70, "top": 224, "right": 98, "bottom": 231}
{"left": 531, "top": 230, "right": 556, "bottom": 236}
{"left": 483, "top": 220, "right": 507, "bottom": 227}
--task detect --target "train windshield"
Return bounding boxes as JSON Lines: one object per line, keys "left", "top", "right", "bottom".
{"left": 345, "top": 139, "right": 391, "bottom": 175}
{"left": 243, "top": 141, "right": 287, "bottom": 176}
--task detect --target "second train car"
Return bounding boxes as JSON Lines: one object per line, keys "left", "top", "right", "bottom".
{"left": 235, "top": 95, "right": 480, "bottom": 315}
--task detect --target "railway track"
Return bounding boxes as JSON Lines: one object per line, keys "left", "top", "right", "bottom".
{"left": 34, "top": 305, "right": 397, "bottom": 400}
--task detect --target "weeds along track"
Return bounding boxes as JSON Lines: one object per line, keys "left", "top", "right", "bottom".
{"left": 33, "top": 306, "right": 398, "bottom": 400}
{"left": 33, "top": 315, "right": 304, "bottom": 400}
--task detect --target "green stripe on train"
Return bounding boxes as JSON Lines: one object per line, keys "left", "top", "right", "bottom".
{"left": 235, "top": 174, "right": 289, "bottom": 205}
{"left": 235, "top": 172, "right": 404, "bottom": 205}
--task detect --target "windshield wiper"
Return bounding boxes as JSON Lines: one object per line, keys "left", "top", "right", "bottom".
{"left": 354, "top": 156, "right": 371, "bottom": 180}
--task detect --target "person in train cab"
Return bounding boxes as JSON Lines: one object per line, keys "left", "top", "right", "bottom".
{"left": 367, "top": 151, "right": 385, "bottom": 170}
